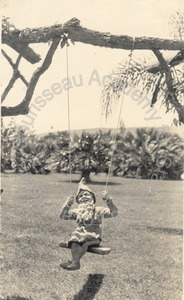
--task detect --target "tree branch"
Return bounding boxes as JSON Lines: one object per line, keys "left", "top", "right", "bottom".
{"left": 2, "top": 17, "right": 184, "bottom": 50}
{"left": 2, "top": 49, "right": 28, "bottom": 86}
{"left": 1, "top": 37, "right": 61, "bottom": 117}
{"left": 180, "top": 49, "right": 184, "bottom": 59}
{"left": 152, "top": 49, "right": 184, "bottom": 124}
{"left": 1, "top": 54, "right": 22, "bottom": 103}
{"left": 148, "top": 51, "right": 184, "bottom": 74}
{"left": 150, "top": 72, "right": 164, "bottom": 106}
{"left": 2, "top": 17, "right": 184, "bottom": 119}
{"left": 6, "top": 43, "right": 41, "bottom": 64}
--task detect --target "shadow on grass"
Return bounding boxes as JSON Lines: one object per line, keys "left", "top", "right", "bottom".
{"left": 146, "top": 226, "right": 183, "bottom": 236}
{"left": 73, "top": 273, "right": 105, "bottom": 300}
{"left": 3, "top": 296, "right": 32, "bottom": 300}
{"left": 58, "top": 179, "right": 122, "bottom": 186}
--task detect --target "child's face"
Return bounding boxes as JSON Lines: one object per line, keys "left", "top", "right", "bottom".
{"left": 78, "top": 190, "right": 94, "bottom": 204}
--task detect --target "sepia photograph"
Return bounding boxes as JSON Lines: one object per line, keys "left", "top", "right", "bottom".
{"left": 1, "top": 0, "right": 183, "bottom": 299}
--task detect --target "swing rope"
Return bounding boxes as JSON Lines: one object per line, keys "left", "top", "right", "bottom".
{"left": 105, "top": 38, "right": 135, "bottom": 191}
{"left": 66, "top": 44, "right": 72, "bottom": 193}
{"left": 65, "top": 37, "right": 135, "bottom": 193}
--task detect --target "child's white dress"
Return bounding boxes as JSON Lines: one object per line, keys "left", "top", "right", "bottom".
{"left": 60, "top": 199, "right": 118, "bottom": 247}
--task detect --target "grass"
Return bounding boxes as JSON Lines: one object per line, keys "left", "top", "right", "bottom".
{"left": 0, "top": 173, "right": 183, "bottom": 300}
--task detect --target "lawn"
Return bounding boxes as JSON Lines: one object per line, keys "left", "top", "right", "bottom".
{"left": 0, "top": 173, "right": 183, "bottom": 300}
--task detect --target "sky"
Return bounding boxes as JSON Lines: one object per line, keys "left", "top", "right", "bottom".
{"left": 1, "top": 0, "right": 184, "bottom": 133}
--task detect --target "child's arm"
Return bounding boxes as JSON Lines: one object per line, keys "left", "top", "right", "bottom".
{"left": 97, "top": 191, "right": 118, "bottom": 218}
{"left": 60, "top": 195, "right": 77, "bottom": 220}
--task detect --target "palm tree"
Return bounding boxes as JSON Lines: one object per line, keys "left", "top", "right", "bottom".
{"left": 11, "top": 134, "right": 51, "bottom": 174}
{"left": 117, "top": 128, "right": 183, "bottom": 180}
{"left": 71, "top": 130, "right": 112, "bottom": 182}
{"left": 118, "top": 128, "right": 159, "bottom": 178}
{"left": 102, "top": 12, "right": 184, "bottom": 125}
{"left": 1, "top": 118, "right": 13, "bottom": 172}
{"left": 45, "top": 131, "right": 71, "bottom": 173}
{"left": 155, "top": 132, "right": 184, "bottom": 180}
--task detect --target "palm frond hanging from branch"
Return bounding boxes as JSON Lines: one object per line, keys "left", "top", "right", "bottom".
{"left": 102, "top": 54, "right": 184, "bottom": 124}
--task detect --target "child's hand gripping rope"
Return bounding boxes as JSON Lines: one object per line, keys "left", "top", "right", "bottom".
{"left": 66, "top": 195, "right": 74, "bottom": 207}
{"left": 101, "top": 191, "right": 111, "bottom": 202}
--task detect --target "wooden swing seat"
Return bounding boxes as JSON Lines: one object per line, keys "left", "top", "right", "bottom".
{"left": 59, "top": 242, "right": 111, "bottom": 255}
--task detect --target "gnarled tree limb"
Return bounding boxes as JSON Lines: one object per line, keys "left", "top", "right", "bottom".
{"left": 1, "top": 54, "right": 22, "bottom": 103}
{"left": 2, "top": 17, "right": 184, "bottom": 51}
{"left": 180, "top": 49, "right": 184, "bottom": 59}
{"left": 148, "top": 51, "right": 184, "bottom": 74}
{"left": 1, "top": 37, "right": 61, "bottom": 117}
{"left": 6, "top": 42, "right": 41, "bottom": 64}
{"left": 2, "top": 17, "right": 184, "bottom": 119}
{"left": 151, "top": 72, "right": 164, "bottom": 106}
{"left": 152, "top": 49, "right": 184, "bottom": 123}
{"left": 2, "top": 49, "right": 28, "bottom": 87}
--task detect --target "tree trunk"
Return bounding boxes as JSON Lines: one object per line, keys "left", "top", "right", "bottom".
{"left": 81, "top": 169, "right": 91, "bottom": 183}
{"left": 1, "top": 159, "right": 5, "bottom": 173}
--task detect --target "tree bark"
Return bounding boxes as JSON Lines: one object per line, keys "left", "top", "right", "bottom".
{"left": 2, "top": 17, "right": 184, "bottom": 118}
{"left": 1, "top": 37, "right": 61, "bottom": 117}
{"left": 81, "top": 169, "right": 91, "bottom": 183}
{"left": 6, "top": 42, "right": 41, "bottom": 64}
{"left": 1, "top": 50, "right": 28, "bottom": 87}
{"left": 147, "top": 51, "right": 184, "bottom": 74}
{"left": 152, "top": 49, "right": 184, "bottom": 124}
{"left": 1, "top": 54, "right": 22, "bottom": 103}
{"left": 2, "top": 18, "right": 184, "bottom": 51}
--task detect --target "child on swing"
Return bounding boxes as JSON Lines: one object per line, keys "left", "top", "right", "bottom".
{"left": 60, "top": 178, "right": 118, "bottom": 270}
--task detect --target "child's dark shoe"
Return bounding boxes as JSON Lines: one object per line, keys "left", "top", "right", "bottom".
{"left": 65, "top": 261, "right": 80, "bottom": 270}
{"left": 60, "top": 260, "right": 72, "bottom": 269}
